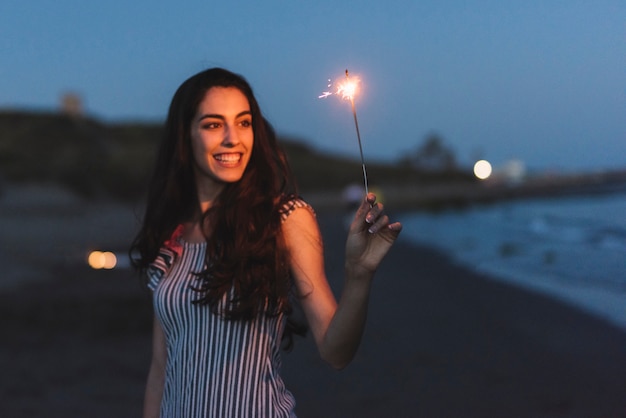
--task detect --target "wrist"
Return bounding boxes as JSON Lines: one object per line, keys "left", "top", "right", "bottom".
{"left": 344, "top": 261, "right": 375, "bottom": 283}
{"left": 342, "top": 263, "right": 374, "bottom": 303}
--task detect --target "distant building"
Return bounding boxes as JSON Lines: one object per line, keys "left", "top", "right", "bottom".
{"left": 60, "top": 92, "right": 83, "bottom": 117}
{"left": 500, "top": 159, "right": 526, "bottom": 183}
{"left": 490, "top": 159, "right": 527, "bottom": 184}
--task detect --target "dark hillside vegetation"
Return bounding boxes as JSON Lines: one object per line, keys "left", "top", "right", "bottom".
{"left": 0, "top": 111, "right": 160, "bottom": 199}
{"left": 0, "top": 111, "right": 472, "bottom": 201}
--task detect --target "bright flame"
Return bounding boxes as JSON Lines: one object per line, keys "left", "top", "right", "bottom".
{"left": 88, "top": 250, "right": 117, "bottom": 269}
{"left": 318, "top": 69, "right": 368, "bottom": 195}
{"left": 336, "top": 76, "right": 360, "bottom": 101}
{"left": 318, "top": 73, "right": 361, "bottom": 101}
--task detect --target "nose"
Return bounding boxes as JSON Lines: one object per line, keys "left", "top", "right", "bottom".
{"left": 222, "top": 122, "right": 240, "bottom": 147}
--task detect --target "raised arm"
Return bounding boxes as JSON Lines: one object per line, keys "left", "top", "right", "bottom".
{"left": 282, "top": 193, "right": 401, "bottom": 369}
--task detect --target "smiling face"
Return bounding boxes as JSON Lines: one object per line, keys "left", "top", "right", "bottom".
{"left": 190, "top": 86, "right": 254, "bottom": 201}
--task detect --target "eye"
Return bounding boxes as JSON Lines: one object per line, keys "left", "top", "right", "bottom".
{"left": 238, "top": 119, "right": 252, "bottom": 128}
{"left": 201, "top": 121, "right": 221, "bottom": 130}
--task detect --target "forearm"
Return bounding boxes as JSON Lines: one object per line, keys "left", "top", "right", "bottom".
{"left": 319, "top": 264, "right": 374, "bottom": 370}
{"left": 282, "top": 200, "right": 399, "bottom": 370}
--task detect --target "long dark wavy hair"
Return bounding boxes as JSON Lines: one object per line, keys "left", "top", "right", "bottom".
{"left": 131, "top": 68, "right": 305, "bottom": 346}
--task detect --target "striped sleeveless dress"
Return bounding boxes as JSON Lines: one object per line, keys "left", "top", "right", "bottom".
{"left": 147, "top": 199, "right": 311, "bottom": 418}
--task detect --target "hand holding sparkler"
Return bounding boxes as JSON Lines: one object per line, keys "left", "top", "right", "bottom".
{"left": 346, "top": 192, "right": 402, "bottom": 274}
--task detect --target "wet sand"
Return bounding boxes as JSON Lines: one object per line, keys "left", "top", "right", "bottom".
{"left": 1, "top": 188, "right": 625, "bottom": 417}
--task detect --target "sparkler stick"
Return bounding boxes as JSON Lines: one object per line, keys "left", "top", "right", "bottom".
{"left": 344, "top": 70, "right": 369, "bottom": 196}
{"left": 319, "top": 70, "right": 369, "bottom": 195}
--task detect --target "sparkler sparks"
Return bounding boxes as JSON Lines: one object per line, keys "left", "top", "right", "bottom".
{"left": 319, "top": 70, "right": 369, "bottom": 195}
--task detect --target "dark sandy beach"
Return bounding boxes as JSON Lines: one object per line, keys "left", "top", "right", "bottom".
{"left": 1, "top": 192, "right": 625, "bottom": 417}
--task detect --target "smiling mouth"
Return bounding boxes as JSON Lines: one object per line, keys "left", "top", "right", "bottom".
{"left": 214, "top": 153, "right": 242, "bottom": 163}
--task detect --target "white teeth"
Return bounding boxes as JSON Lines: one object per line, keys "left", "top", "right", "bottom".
{"left": 215, "top": 153, "right": 241, "bottom": 163}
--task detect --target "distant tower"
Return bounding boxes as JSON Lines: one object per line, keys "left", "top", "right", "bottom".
{"left": 60, "top": 92, "right": 83, "bottom": 117}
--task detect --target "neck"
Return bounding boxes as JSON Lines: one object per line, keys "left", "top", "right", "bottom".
{"left": 184, "top": 221, "right": 208, "bottom": 243}
{"left": 196, "top": 181, "right": 224, "bottom": 213}
{"left": 188, "top": 181, "right": 222, "bottom": 243}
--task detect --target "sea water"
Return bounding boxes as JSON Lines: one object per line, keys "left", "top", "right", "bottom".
{"left": 399, "top": 187, "right": 626, "bottom": 331}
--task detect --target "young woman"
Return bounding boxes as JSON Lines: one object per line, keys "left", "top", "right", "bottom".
{"left": 131, "top": 68, "right": 402, "bottom": 417}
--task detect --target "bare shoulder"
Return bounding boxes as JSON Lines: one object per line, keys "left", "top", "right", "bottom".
{"left": 280, "top": 199, "right": 322, "bottom": 249}
{"left": 279, "top": 198, "right": 316, "bottom": 221}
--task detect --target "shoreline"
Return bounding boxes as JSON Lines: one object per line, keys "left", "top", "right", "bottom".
{"left": 285, "top": 212, "right": 626, "bottom": 417}
{"left": 395, "top": 193, "right": 626, "bottom": 335}
{"left": 1, "top": 189, "right": 626, "bottom": 416}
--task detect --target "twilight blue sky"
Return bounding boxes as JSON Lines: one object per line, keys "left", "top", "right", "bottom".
{"left": 1, "top": 0, "right": 624, "bottom": 172}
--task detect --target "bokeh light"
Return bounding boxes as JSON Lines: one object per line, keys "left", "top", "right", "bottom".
{"left": 88, "top": 250, "right": 117, "bottom": 269}
{"left": 473, "top": 160, "right": 493, "bottom": 180}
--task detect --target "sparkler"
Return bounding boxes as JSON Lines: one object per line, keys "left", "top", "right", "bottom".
{"left": 319, "top": 69, "right": 369, "bottom": 195}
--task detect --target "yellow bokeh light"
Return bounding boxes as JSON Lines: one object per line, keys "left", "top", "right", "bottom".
{"left": 102, "top": 252, "right": 117, "bottom": 269}
{"left": 88, "top": 250, "right": 117, "bottom": 269}
{"left": 474, "top": 160, "right": 493, "bottom": 180}
{"left": 88, "top": 251, "right": 103, "bottom": 269}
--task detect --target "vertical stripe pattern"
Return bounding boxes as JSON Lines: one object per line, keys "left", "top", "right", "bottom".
{"left": 147, "top": 199, "right": 313, "bottom": 417}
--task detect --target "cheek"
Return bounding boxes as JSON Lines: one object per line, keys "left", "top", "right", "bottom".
{"left": 191, "top": 130, "right": 213, "bottom": 152}
{"left": 245, "top": 132, "right": 254, "bottom": 151}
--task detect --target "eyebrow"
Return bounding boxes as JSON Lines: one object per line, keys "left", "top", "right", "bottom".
{"left": 197, "top": 110, "right": 251, "bottom": 122}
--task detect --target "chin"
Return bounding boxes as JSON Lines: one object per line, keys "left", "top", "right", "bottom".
{"left": 217, "top": 171, "right": 246, "bottom": 184}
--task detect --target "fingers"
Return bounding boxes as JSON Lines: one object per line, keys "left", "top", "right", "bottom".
{"left": 352, "top": 193, "right": 374, "bottom": 227}
{"left": 363, "top": 197, "right": 383, "bottom": 226}
{"left": 388, "top": 221, "right": 403, "bottom": 232}
{"left": 362, "top": 194, "right": 397, "bottom": 234}
{"left": 353, "top": 193, "right": 402, "bottom": 236}
{"left": 356, "top": 193, "right": 378, "bottom": 228}
{"left": 385, "top": 221, "right": 403, "bottom": 243}
{"left": 365, "top": 212, "right": 387, "bottom": 234}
